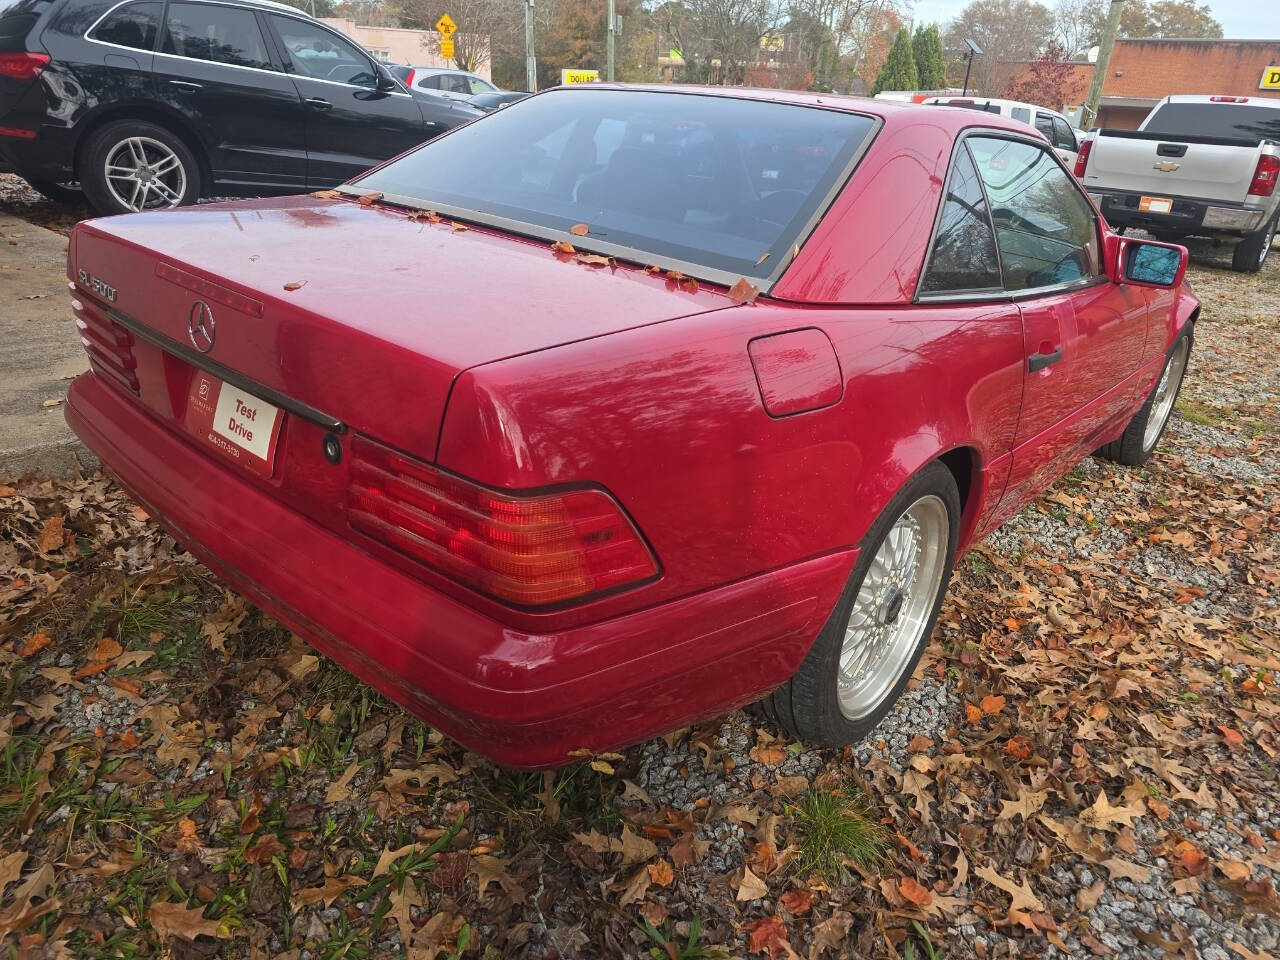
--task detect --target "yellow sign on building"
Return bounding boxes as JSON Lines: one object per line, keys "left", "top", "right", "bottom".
{"left": 561, "top": 69, "right": 599, "bottom": 85}
{"left": 1261, "top": 66, "right": 1280, "bottom": 90}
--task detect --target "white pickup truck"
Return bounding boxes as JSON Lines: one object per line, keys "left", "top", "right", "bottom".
{"left": 1076, "top": 95, "right": 1280, "bottom": 273}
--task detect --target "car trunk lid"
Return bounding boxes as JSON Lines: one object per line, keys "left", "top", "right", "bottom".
{"left": 70, "top": 194, "right": 732, "bottom": 465}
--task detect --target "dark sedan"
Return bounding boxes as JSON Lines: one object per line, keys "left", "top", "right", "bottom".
{"left": 0, "top": 0, "right": 483, "bottom": 214}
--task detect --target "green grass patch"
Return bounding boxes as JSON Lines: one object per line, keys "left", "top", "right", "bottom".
{"left": 791, "top": 786, "right": 886, "bottom": 881}
{"left": 1175, "top": 397, "right": 1231, "bottom": 428}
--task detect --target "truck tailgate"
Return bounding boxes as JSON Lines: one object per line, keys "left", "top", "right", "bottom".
{"left": 1084, "top": 131, "right": 1261, "bottom": 204}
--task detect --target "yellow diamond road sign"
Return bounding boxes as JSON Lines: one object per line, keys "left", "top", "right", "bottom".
{"left": 440, "top": 38, "right": 455, "bottom": 59}
{"left": 435, "top": 13, "right": 457, "bottom": 36}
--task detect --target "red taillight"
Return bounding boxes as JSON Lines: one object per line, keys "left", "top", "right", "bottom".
{"left": 0, "top": 126, "right": 37, "bottom": 139}
{"left": 1248, "top": 155, "right": 1279, "bottom": 197}
{"left": 405, "top": 69, "right": 415, "bottom": 87}
{"left": 1074, "top": 138, "right": 1093, "bottom": 178}
{"left": 72, "top": 285, "right": 139, "bottom": 394}
{"left": 347, "top": 436, "right": 658, "bottom": 607}
{"left": 1209, "top": 96, "right": 1248, "bottom": 103}
{"left": 0, "top": 52, "right": 50, "bottom": 81}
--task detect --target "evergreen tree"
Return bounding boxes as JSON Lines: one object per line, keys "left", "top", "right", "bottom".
{"left": 872, "top": 28, "right": 919, "bottom": 95}
{"left": 913, "top": 24, "right": 947, "bottom": 90}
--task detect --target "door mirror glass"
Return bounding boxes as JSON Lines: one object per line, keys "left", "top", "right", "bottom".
{"left": 1123, "top": 241, "right": 1183, "bottom": 286}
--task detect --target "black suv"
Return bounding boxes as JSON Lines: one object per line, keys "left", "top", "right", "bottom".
{"left": 0, "top": 0, "right": 482, "bottom": 213}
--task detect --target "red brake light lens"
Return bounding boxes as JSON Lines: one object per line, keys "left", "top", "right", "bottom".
{"left": 0, "top": 52, "right": 50, "bottom": 80}
{"left": 347, "top": 436, "right": 659, "bottom": 607}
{"left": 1074, "top": 138, "right": 1093, "bottom": 178}
{"left": 405, "top": 69, "right": 415, "bottom": 86}
{"left": 1248, "top": 155, "right": 1279, "bottom": 197}
{"left": 1209, "top": 96, "right": 1248, "bottom": 103}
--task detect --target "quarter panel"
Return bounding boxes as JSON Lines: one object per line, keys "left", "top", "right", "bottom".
{"left": 437, "top": 298, "right": 1025, "bottom": 613}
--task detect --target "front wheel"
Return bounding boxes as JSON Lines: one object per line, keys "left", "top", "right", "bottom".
{"left": 80, "top": 120, "right": 201, "bottom": 216}
{"left": 757, "top": 461, "right": 960, "bottom": 746}
{"left": 1096, "top": 330, "right": 1192, "bottom": 466}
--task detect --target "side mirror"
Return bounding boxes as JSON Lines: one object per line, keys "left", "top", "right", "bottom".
{"left": 375, "top": 65, "right": 396, "bottom": 92}
{"left": 1111, "top": 237, "right": 1187, "bottom": 288}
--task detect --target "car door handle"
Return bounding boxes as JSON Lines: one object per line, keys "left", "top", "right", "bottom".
{"left": 306, "top": 97, "right": 332, "bottom": 110}
{"left": 168, "top": 79, "right": 202, "bottom": 89}
{"left": 1027, "top": 348, "right": 1063, "bottom": 373}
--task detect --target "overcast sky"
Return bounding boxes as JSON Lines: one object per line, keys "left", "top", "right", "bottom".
{"left": 907, "top": 0, "right": 1278, "bottom": 40}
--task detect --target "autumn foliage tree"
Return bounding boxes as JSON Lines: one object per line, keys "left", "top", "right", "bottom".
{"left": 871, "top": 27, "right": 918, "bottom": 94}
{"left": 1003, "top": 42, "right": 1079, "bottom": 110}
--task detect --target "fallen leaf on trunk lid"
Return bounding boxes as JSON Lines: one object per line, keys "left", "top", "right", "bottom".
{"left": 974, "top": 862, "right": 1044, "bottom": 913}
{"left": 570, "top": 223, "right": 589, "bottom": 236}
{"left": 451, "top": 221, "right": 468, "bottom": 232}
{"left": 551, "top": 241, "right": 575, "bottom": 254}
{"left": 148, "top": 901, "right": 228, "bottom": 941}
{"left": 283, "top": 281, "right": 307, "bottom": 291}
{"left": 576, "top": 253, "right": 614, "bottom": 267}
{"left": 311, "top": 189, "right": 341, "bottom": 199}
{"left": 357, "top": 192, "right": 382, "bottom": 205}
{"left": 728, "top": 277, "right": 759, "bottom": 304}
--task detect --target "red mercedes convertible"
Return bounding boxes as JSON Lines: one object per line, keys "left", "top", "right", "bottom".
{"left": 65, "top": 86, "right": 1198, "bottom": 767}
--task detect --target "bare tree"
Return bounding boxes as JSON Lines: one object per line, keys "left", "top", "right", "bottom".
{"left": 942, "top": 0, "right": 1055, "bottom": 96}
{"left": 785, "top": 0, "right": 903, "bottom": 90}
{"left": 1051, "top": 0, "right": 1106, "bottom": 56}
{"left": 653, "top": 0, "right": 786, "bottom": 85}
{"left": 396, "top": 0, "right": 524, "bottom": 71}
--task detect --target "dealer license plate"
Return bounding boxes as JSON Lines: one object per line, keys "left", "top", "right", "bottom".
{"left": 184, "top": 373, "right": 284, "bottom": 478}
{"left": 1139, "top": 196, "right": 1173, "bottom": 214}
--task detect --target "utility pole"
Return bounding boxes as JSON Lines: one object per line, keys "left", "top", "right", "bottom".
{"left": 524, "top": 0, "right": 537, "bottom": 92}
{"left": 1082, "top": 0, "right": 1124, "bottom": 131}
{"left": 606, "top": 0, "right": 616, "bottom": 81}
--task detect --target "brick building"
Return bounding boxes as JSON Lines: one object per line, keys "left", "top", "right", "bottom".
{"left": 1004, "top": 38, "right": 1280, "bottom": 129}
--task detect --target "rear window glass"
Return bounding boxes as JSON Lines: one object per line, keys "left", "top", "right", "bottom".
{"left": 355, "top": 89, "right": 876, "bottom": 278}
{"left": 90, "top": 0, "right": 160, "bottom": 50}
{"left": 1144, "top": 103, "right": 1280, "bottom": 144}
{"left": 162, "top": 1, "right": 271, "bottom": 70}
{"left": 0, "top": 0, "right": 52, "bottom": 39}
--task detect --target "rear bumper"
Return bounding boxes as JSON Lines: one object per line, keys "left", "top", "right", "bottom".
{"left": 66, "top": 371, "right": 853, "bottom": 768}
{"left": 1089, "top": 187, "right": 1271, "bottom": 236}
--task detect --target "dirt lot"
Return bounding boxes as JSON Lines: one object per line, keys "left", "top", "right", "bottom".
{"left": 1, "top": 182, "right": 1278, "bottom": 959}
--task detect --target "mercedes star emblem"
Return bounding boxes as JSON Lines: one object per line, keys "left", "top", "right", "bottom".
{"left": 188, "top": 300, "right": 216, "bottom": 353}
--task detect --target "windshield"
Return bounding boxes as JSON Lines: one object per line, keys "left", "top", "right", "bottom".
{"left": 1144, "top": 102, "right": 1280, "bottom": 144}
{"left": 353, "top": 89, "right": 877, "bottom": 278}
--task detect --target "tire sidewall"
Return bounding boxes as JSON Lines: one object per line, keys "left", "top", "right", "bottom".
{"left": 80, "top": 120, "right": 201, "bottom": 216}
{"left": 795, "top": 461, "right": 961, "bottom": 746}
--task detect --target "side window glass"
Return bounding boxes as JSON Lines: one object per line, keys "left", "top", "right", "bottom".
{"left": 161, "top": 2, "right": 271, "bottom": 70}
{"left": 468, "top": 77, "right": 494, "bottom": 95}
{"left": 419, "top": 75, "right": 440, "bottom": 89}
{"left": 968, "top": 136, "right": 1101, "bottom": 292}
{"left": 444, "top": 74, "right": 469, "bottom": 94}
{"left": 1052, "top": 117, "right": 1076, "bottom": 151}
{"left": 91, "top": 0, "right": 161, "bottom": 50}
{"left": 269, "top": 15, "right": 375, "bottom": 87}
{"left": 1010, "top": 107, "right": 1031, "bottom": 125}
{"left": 919, "top": 143, "right": 1002, "bottom": 294}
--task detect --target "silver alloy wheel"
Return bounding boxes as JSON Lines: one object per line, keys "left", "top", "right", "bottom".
{"left": 837, "top": 494, "right": 949, "bottom": 720}
{"left": 103, "top": 136, "right": 186, "bottom": 212}
{"left": 1142, "top": 336, "right": 1190, "bottom": 452}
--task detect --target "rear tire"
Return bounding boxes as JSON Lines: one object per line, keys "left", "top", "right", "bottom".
{"left": 80, "top": 119, "right": 201, "bottom": 216}
{"left": 1097, "top": 329, "right": 1192, "bottom": 467}
{"left": 758, "top": 461, "right": 959, "bottom": 746}
{"left": 1232, "top": 214, "right": 1276, "bottom": 274}
{"left": 23, "top": 178, "right": 84, "bottom": 205}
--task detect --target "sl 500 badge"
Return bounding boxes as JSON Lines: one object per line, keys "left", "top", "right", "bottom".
{"left": 77, "top": 268, "right": 117, "bottom": 302}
